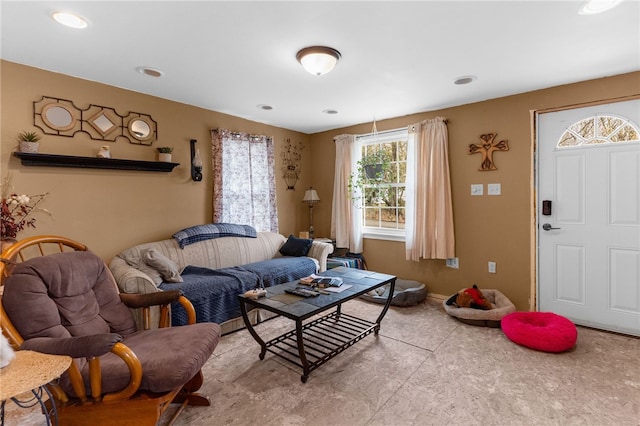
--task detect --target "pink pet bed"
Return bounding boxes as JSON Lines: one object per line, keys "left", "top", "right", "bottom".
{"left": 501, "top": 312, "right": 577, "bottom": 353}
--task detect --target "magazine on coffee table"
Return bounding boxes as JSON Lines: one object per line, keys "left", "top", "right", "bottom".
{"left": 300, "top": 275, "right": 343, "bottom": 287}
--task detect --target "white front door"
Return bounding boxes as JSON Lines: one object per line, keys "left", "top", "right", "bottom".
{"left": 537, "top": 99, "right": 640, "bottom": 336}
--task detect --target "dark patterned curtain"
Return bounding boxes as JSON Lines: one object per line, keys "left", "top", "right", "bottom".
{"left": 211, "top": 129, "right": 278, "bottom": 232}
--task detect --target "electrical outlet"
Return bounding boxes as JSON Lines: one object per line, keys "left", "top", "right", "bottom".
{"left": 446, "top": 257, "right": 459, "bottom": 269}
{"left": 488, "top": 261, "right": 496, "bottom": 273}
{"left": 471, "top": 184, "right": 483, "bottom": 196}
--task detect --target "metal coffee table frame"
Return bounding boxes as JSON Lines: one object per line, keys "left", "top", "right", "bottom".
{"left": 238, "top": 268, "right": 396, "bottom": 382}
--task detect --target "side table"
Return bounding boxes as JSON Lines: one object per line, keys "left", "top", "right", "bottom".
{"left": 0, "top": 350, "right": 71, "bottom": 426}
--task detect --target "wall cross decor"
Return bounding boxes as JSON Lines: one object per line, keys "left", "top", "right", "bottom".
{"left": 468, "top": 133, "right": 509, "bottom": 171}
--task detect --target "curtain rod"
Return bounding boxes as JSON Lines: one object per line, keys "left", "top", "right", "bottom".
{"left": 358, "top": 118, "right": 449, "bottom": 138}
{"left": 212, "top": 128, "right": 271, "bottom": 140}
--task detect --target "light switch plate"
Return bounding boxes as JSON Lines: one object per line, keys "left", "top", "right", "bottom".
{"left": 488, "top": 183, "right": 501, "bottom": 195}
{"left": 471, "top": 184, "right": 483, "bottom": 196}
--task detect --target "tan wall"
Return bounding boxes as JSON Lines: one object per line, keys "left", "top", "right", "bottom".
{"left": 309, "top": 71, "right": 640, "bottom": 310}
{"left": 1, "top": 61, "right": 311, "bottom": 260}
{"left": 3, "top": 60, "right": 638, "bottom": 310}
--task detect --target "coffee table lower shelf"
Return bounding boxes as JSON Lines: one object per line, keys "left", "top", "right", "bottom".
{"left": 261, "top": 310, "right": 379, "bottom": 383}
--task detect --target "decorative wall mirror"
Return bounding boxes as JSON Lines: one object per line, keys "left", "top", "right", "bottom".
{"left": 89, "top": 111, "right": 117, "bottom": 137}
{"left": 128, "top": 117, "right": 153, "bottom": 143}
{"left": 41, "top": 103, "right": 76, "bottom": 131}
{"left": 33, "top": 96, "right": 158, "bottom": 145}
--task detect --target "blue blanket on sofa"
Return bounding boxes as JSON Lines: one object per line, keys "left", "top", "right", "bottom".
{"left": 159, "top": 257, "right": 316, "bottom": 326}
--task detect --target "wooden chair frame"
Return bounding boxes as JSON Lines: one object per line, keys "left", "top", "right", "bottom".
{"left": 1, "top": 235, "right": 207, "bottom": 426}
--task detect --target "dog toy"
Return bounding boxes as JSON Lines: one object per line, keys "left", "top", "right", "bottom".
{"left": 445, "top": 284, "right": 492, "bottom": 310}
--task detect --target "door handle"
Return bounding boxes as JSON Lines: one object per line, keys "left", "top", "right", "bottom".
{"left": 542, "top": 223, "right": 561, "bottom": 231}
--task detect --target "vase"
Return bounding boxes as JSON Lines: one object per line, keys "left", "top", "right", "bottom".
{"left": 1, "top": 237, "right": 17, "bottom": 254}
{"left": 158, "top": 153, "right": 172, "bottom": 162}
{"left": 19, "top": 141, "right": 39, "bottom": 153}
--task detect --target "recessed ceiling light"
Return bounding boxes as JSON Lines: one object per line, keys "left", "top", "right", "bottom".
{"left": 257, "top": 104, "right": 273, "bottom": 110}
{"left": 323, "top": 109, "right": 338, "bottom": 115}
{"left": 578, "top": 0, "right": 623, "bottom": 15}
{"left": 136, "top": 67, "right": 164, "bottom": 78}
{"left": 52, "top": 11, "right": 88, "bottom": 29}
{"left": 454, "top": 75, "right": 477, "bottom": 85}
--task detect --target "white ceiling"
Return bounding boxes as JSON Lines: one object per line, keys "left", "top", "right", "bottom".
{"left": 1, "top": 1, "right": 639, "bottom": 134}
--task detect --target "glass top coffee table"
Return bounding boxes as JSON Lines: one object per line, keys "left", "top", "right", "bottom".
{"left": 238, "top": 266, "right": 396, "bottom": 382}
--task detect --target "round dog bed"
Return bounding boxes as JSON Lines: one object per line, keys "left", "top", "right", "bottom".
{"left": 501, "top": 312, "right": 577, "bottom": 353}
{"left": 442, "top": 289, "right": 515, "bottom": 328}
{"left": 361, "top": 279, "right": 427, "bottom": 307}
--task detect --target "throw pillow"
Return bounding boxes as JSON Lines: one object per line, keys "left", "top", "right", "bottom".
{"left": 279, "top": 235, "right": 313, "bottom": 257}
{"left": 172, "top": 223, "right": 257, "bottom": 249}
{"left": 142, "top": 249, "right": 183, "bottom": 283}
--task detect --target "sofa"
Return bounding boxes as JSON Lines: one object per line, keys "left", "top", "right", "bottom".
{"left": 109, "top": 227, "right": 333, "bottom": 334}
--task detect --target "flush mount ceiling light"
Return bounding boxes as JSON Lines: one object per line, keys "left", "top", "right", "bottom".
{"left": 296, "top": 46, "right": 341, "bottom": 76}
{"left": 52, "top": 11, "right": 88, "bottom": 29}
{"left": 578, "top": 0, "right": 623, "bottom": 14}
{"left": 454, "top": 75, "right": 477, "bottom": 85}
{"left": 323, "top": 109, "right": 338, "bottom": 115}
{"left": 136, "top": 66, "right": 164, "bottom": 78}
{"left": 257, "top": 104, "right": 274, "bottom": 110}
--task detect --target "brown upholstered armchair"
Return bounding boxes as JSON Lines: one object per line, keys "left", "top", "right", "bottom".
{"left": 0, "top": 236, "right": 221, "bottom": 425}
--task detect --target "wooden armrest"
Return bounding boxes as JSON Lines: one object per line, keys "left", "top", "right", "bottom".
{"left": 119, "top": 290, "right": 182, "bottom": 309}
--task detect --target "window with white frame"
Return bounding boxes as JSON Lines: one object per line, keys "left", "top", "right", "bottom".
{"left": 355, "top": 129, "right": 408, "bottom": 240}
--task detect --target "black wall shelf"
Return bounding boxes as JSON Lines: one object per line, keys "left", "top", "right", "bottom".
{"left": 13, "top": 152, "right": 179, "bottom": 172}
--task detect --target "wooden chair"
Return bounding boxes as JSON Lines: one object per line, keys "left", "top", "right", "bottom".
{"left": 0, "top": 235, "right": 221, "bottom": 425}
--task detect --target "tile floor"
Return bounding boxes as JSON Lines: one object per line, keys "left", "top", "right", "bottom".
{"left": 5, "top": 297, "right": 640, "bottom": 425}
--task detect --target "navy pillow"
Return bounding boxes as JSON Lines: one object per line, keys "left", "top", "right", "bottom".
{"left": 279, "top": 235, "right": 313, "bottom": 257}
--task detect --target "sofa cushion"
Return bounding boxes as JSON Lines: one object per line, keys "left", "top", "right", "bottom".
{"left": 160, "top": 257, "right": 317, "bottom": 326}
{"left": 173, "top": 223, "right": 257, "bottom": 248}
{"left": 142, "top": 248, "right": 183, "bottom": 283}
{"left": 279, "top": 234, "right": 313, "bottom": 257}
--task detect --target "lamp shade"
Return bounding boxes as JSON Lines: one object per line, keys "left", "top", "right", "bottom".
{"left": 303, "top": 188, "right": 320, "bottom": 204}
{"left": 296, "top": 46, "right": 341, "bottom": 76}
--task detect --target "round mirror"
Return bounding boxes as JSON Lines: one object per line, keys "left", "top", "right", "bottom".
{"left": 128, "top": 118, "right": 152, "bottom": 141}
{"left": 42, "top": 104, "right": 76, "bottom": 131}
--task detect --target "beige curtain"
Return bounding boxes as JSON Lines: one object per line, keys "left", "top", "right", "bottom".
{"left": 330, "top": 134, "right": 363, "bottom": 253}
{"left": 405, "top": 117, "right": 455, "bottom": 260}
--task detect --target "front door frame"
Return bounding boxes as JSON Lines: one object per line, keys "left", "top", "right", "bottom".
{"left": 530, "top": 94, "right": 640, "bottom": 313}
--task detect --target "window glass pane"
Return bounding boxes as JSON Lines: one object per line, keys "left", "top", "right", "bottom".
{"left": 571, "top": 118, "right": 594, "bottom": 139}
{"left": 559, "top": 133, "right": 578, "bottom": 147}
{"left": 398, "top": 140, "right": 407, "bottom": 161}
{"left": 611, "top": 125, "right": 639, "bottom": 142}
{"left": 380, "top": 208, "right": 398, "bottom": 228}
{"left": 364, "top": 208, "right": 379, "bottom": 227}
{"left": 598, "top": 116, "right": 623, "bottom": 137}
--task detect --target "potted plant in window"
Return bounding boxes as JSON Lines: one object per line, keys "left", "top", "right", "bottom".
{"left": 156, "top": 146, "right": 173, "bottom": 162}
{"left": 17, "top": 131, "right": 42, "bottom": 153}
{"left": 348, "top": 149, "right": 391, "bottom": 205}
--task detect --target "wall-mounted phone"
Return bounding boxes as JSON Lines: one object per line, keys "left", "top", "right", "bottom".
{"left": 542, "top": 200, "right": 552, "bottom": 216}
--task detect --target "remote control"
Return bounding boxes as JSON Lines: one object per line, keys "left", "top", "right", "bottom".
{"left": 285, "top": 288, "right": 319, "bottom": 297}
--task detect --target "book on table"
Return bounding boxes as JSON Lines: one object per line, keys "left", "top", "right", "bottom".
{"left": 300, "top": 275, "right": 343, "bottom": 287}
